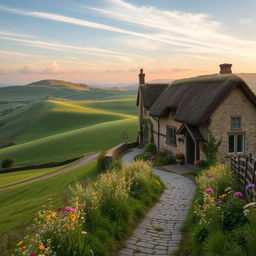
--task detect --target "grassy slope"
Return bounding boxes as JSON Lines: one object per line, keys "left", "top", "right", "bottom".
{"left": 0, "top": 99, "right": 138, "bottom": 166}
{"left": 0, "top": 160, "right": 96, "bottom": 237}
{"left": 0, "top": 164, "right": 69, "bottom": 187}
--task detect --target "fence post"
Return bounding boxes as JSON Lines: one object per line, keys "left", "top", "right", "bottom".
{"left": 244, "top": 155, "right": 248, "bottom": 187}
{"left": 253, "top": 162, "right": 256, "bottom": 185}
{"left": 249, "top": 153, "right": 252, "bottom": 164}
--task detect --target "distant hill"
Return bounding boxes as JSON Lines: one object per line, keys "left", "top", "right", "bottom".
{"left": 28, "top": 79, "right": 92, "bottom": 91}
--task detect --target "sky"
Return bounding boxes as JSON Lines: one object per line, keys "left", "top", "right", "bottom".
{"left": 1, "top": 0, "right": 256, "bottom": 85}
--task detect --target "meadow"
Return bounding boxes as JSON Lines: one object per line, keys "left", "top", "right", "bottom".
{"left": 0, "top": 98, "right": 138, "bottom": 166}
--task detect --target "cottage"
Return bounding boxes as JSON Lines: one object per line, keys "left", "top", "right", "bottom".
{"left": 137, "top": 64, "right": 256, "bottom": 165}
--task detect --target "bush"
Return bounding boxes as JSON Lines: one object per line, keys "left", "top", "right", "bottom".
{"left": 202, "top": 135, "right": 221, "bottom": 167}
{"left": 96, "top": 151, "right": 106, "bottom": 172}
{"left": 108, "top": 160, "right": 122, "bottom": 170}
{"left": 1, "top": 158, "right": 14, "bottom": 168}
{"left": 153, "top": 150, "right": 175, "bottom": 166}
{"left": 144, "top": 143, "right": 157, "bottom": 155}
{"left": 14, "top": 161, "right": 163, "bottom": 256}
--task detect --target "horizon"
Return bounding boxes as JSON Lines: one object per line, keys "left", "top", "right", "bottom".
{"left": 1, "top": 0, "right": 256, "bottom": 84}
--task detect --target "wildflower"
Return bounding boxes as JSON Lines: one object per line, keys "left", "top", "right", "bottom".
{"left": 243, "top": 202, "right": 256, "bottom": 209}
{"left": 50, "top": 211, "right": 57, "bottom": 217}
{"left": 65, "top": 224, "right": 72, "bottom": 229}
{"left": 81, "top": 231, "right": 87, "bottom": 235}
{"left": 38, "top": 244, "right": 45, "bottom": 250}
{"left": 245, "top": 184, "right": 256, "bottom": 190}
{"left": 243, "top": 209, "right": 250, "bottom": 216}
{"left": 57, "top": 207, "right": 62, "bottom": 211}
{"left": 32, "top": 229, "right": 36, "bottom": 233}
{"left": 45, "top": 214, "right": 51, "bottom": 221}
{"left": 204, "top": 188, "right": 214, "bottom": 193}
{"left": 30, "top": 254, "right": 36, "bottom": 256}
{"left": 17, "top": 241, "right": 24, "bottom": 246}
{"left": 64, "top": 206, "right": 76, "bottom": 212}
{"left": 220, "top": 194, "right": 228, "bottom": 199}
{"left": 70, "top": 214, "right": 77, "bottom": 222}
{"left": 233, "top": 192, "right": 243, "bottom": 198}
{"left": 216, "top": 200, "right": 223, "bottom": 204}
{"left": 224, "top": 187, "right": 232, "bottom": 192}
{"left": 20, "top": 246, "right": 27, "bottom": 250}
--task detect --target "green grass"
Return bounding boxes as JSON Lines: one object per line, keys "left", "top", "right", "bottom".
{"left": 0, "top": 98, "right": 138, "bottom": 166}
{"left": 0, "top": 160, "right": 97, "bottom": 237}
{"left": 0, "top": 118, "right": 137, "bottom": 166}
{"left": 0, "top": 164, "right": 68, "bottom": 187}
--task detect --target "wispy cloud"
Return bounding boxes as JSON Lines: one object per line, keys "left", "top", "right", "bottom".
{"left": 0, "top": 49, "right": 39, "bottom": 57}
{"left": 88, "top": 0, "right": 256, "bottom": 59}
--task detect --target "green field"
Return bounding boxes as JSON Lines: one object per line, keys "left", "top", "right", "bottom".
{"left": 0, "top": 160, "right": 97, "bottom": 237}
{"left": 0, "top": 165, "right": 69, "bottom": 187}
{"left": 0, "top": 98, "right": 138, "bottom": 166}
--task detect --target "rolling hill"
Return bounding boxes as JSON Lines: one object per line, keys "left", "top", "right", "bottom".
{"left": 0, "top": 98, "right": 138, "bottom": 166}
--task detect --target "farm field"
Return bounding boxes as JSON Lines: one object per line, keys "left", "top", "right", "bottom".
{"left": 0, "top": 98, "right": 137, "bottom": 166}
{"left": 0, "top": 160, "right": 97, "bottom": 237}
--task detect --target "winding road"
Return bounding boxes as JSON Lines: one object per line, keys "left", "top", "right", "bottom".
{"left": 119, "top": 148, "right": 195, "bottom": 256}
{"left": 0, "top": 153, "right": 99, "bottom": 191}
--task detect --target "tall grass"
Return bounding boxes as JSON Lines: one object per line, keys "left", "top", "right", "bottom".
{"left": 14, "top": 161, "right": 164, "bottom": 256}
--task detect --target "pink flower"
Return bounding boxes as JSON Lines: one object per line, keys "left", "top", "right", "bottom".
{"left": 64, "top": 206, "right": 76, "bottom": 212}
{"left": 204, "top": 188, "right": 214, "bottom": 193}
{"left": 233, "top": 192, "right": 243, "bottom": 198}
{"left": 57, "top": 207, "right": 63, "bottom": 211}
{"left": 30, "top": 254, "right": 36, "bottom": 256}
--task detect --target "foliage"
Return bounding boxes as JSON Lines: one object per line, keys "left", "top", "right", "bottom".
{"left": 153, "top": 150, "right": 176, "bottom": 166}
{"left": 144, "top": 143, "right": 157, "bottom": 156}
{"left": 195, "top": 159, "right": 208, "bottom": 169}
{"left": 13, "top": 161, "right": 164, "bottom": 256}
{"left": 96, "top": 151, "right": 107, "bottom": 172}
{"left": 177, "top": 164, "right": 256, "bottom": 256}
{"left": 1, "top": 158, "right": 14, "bottom": 168}
{"left": 108, "top": 160, "right": 123, "bottom": 170}
{"left": 202, "top": 135, "right": 221, "bottom": 166}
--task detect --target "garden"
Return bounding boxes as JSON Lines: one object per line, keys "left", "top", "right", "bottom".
{"left": 13, "top": 160, "right": 164, "bottom": 256}
{"left": 176, "top": 164, "right": 256, "bottom": 256}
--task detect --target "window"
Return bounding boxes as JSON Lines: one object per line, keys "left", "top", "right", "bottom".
{"left": 228, "top": 134, "right": 244, "bottom": 154}
{"left": 231, "top": 117, "right": 241, "bottom": 130}
{"left": 166, "top": 126, "right": 177, "bottom": 145}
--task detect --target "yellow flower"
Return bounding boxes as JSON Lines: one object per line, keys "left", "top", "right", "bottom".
{"left": 50, "top": 211, "right": 57, "bottom": 217}
{"left": 220, "top": 194, "right": 228, "bottom": 199}
{"left": 17, "top": 241, "right": 24, "bottom": 246}
{"left": 70, "top": 214, "right": 77, "bottom": 222}
{"left": 38, "top": 244, "right": 45, "bottom": 250}
{"left": 45, "top": 214, "right": 51, "bottom": 221}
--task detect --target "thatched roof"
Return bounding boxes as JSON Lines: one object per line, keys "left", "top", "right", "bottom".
{"left": 136, "top": 83, "right": 168, "bottom": 108}
{"left": 149, "top": 74, "right": 256, "bottom": 126}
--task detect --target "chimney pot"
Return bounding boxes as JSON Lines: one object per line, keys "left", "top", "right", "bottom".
{"left": 219, "top": 63, "right": 232, "bottom": 74}
{"left": 138, "top": 68, "right": 145, "bottom": 84}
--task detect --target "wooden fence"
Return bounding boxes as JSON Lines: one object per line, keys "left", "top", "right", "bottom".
{"left": 231, "top": 153, "right": 256, "bottom": 200}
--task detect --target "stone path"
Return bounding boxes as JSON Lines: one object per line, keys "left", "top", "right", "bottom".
{"left": 119, "top": 148, "right": 195, "bottom": 256}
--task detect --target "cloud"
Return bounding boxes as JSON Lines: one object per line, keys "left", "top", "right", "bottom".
{"left": 239, "top": 18, "right": 254, "bottom": 25}
{"left": 42, "top": 61, "right": 62, "bottom": 74}
{"left": 0, "top": 50, "right": 38, "bottom": 57}
{"left": 19, "top": 64, "right": 41, "bottom": 74}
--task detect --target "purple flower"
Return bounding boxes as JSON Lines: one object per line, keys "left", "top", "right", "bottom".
{"left": 30, "top": 254, "right": 36, "bottom": 256}
{"left": 204, "top": 188, "right": 214, "bottom": 193}
{"left": 57, "top": 207, "right": 63, "bottom": 211}
{"left": 216, "top": 200, "right": 223, "bottom": 204}
{"left": 233, "top": 192, "right": 243, "bottom": 198}
{"left": 64, "top": 206, "right": 76, "bottom": 212}
{"left": 245, "top": 184, "right": 256, "bottom": 190}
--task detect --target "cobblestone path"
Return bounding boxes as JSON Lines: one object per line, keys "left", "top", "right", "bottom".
{"left": 119, "top": 148, "right": 195, "bottom": 256}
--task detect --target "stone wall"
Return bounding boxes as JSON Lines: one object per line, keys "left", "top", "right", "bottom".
{"left": 209, "top": 88, "right": 256, "bottom": 165}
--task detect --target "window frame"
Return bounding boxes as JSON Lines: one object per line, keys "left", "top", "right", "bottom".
{"left": 230, "top": 116, "right": 242, "bottom": 130}
{"left": 228, "top": 133, "right": 245, "bottom": 154}
{"left": 166, "top": 125, "right": 177, "bottom": 145}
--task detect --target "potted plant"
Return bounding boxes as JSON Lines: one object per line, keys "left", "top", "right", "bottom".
{"left": 175, "top": 152, "right": 184, "bottom": 165}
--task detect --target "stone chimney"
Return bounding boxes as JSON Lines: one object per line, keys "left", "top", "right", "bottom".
{"left": 219, "top": 63, "right": 232, "bottom": 74}
{"left": 138, "top": 69, "right": 145, "bottom": 85}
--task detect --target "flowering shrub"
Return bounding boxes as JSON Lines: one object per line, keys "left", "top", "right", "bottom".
{"left": 14, "top": 161, "right": 163, "bottom": 256}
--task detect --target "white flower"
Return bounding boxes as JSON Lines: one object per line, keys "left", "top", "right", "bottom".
{"left": 81, "top": 231, "right": 87, "bottom": 235}
{"left": 243, "top": 209, "right": 250, "bottom": 216}
{"left": 243, "top": 202, "right": 256, "bottom": 209}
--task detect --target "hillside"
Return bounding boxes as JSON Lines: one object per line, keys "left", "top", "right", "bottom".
{"left": 0, "top": 99, "right": 137, "bottom": 166}
{"left": 28, "top": 79, "right": 92, "bottom": 91}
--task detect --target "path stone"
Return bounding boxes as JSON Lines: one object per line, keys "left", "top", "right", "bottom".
{"left": 119, "top": 148, "right": 195, "bottom": 256}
